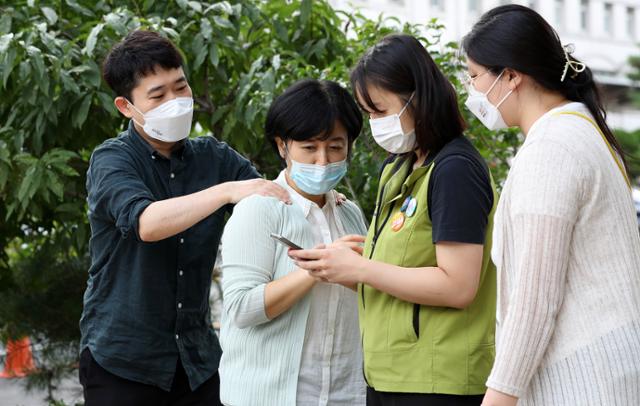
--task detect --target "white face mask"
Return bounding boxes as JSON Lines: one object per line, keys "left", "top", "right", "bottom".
{"left": 369, "top": 93, "right": 416, "bottom": 154}
{"left": 465, "top": 70, "right": 513, "bottom": 131}
{"left": 129, "top": 97, "right": 194, "bottom": 142}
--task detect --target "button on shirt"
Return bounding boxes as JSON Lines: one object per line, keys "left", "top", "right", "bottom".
{"left": 274, "top": 172, "right": 365, "bottom": 406}
{"left": 80, "top": 121, "right": 259, "bottom": 391}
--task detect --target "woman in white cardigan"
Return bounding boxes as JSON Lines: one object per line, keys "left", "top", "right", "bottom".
{"left": 461, "top": 5, "right": 640, "bottom": 406}
{"left": 218, "top": 79, "right": 367, "bottom": 406}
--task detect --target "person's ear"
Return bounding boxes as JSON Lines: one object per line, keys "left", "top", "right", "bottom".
{"left": 275, "top": 137, "right": 286, "bottom": 160}
{"left": 505, "top": 69, "right": 522, "bottom": 91}
{"left": 115, "top": 97, "right": 135, "bottom": 119}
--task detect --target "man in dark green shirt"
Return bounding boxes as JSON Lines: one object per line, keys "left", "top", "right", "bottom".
{"left": 79, "top": 30, "right": 290, "bottom": 406}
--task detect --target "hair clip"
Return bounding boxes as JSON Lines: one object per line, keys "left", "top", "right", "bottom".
{"left": 561, "top": 43, "right": 586, "bottom": 82}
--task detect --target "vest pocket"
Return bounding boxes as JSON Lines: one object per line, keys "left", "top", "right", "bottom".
{"left": 388, "top": 299, "right": 420, "bottom": 348}
{"left": 412, "top": 303, "right": 420, "bottom": 338}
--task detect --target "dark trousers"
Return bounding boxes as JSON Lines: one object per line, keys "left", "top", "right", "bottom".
{"left": 367, "top": 387, "right": 484, "bottom": 406}
{"left": 79, "top": 348, "right": 222, "bottom": 406}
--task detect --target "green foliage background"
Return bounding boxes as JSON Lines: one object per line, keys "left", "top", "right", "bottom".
{"left": 0, "top": 0, "right": 520, "bottom": 399}
{"left": 624, "top": 53, "right": 640, "bottom": 183}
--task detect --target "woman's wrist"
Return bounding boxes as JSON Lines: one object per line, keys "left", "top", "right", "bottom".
{"left": 356, "top": 256, "right": 371, "bottom": 285}
{"left": 296, "top": 266, "right": 318, "bottom": 284}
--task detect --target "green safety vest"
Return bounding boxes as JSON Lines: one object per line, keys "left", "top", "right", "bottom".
{"left": 359, "top": 148, "right": 498, "bottom": 395}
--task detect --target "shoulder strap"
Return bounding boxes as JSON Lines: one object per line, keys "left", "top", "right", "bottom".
{"left": 553, "top": 111, "right": 631, "bottom": 190}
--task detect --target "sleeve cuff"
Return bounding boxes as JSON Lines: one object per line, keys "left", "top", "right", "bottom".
{"left": 486, "top": 375, "right": 526, "bottom": 398}
{"left": 227, "top": 282, "right": 270, "bottom": 329}
{"left": 126, "top": 198, "right": 154, "bottom": 241}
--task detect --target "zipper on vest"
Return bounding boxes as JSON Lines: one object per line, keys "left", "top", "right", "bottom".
{"left": 362, "top": 181, "right": 394, "bottom": 309}
{"left": 412, "top": 303, "right": 420, "bottom": 338}
{"left": 361, "top": 163, "right": 405, "bottom": 389}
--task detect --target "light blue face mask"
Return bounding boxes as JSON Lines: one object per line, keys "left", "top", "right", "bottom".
{"left": 289, "top": 159, "right": 348, "bottom": 195}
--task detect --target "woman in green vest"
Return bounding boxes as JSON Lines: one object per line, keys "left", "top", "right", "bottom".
{"left": 291, "top": 34, "right": 497, "bottom": 405}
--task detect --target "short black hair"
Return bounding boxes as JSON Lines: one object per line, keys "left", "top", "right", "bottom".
{"left": 102, "top": 30, "right": 183, "bottom": 102}
{"left": 351, "top": 34, "right": 465, "bottom": 154}
{"left": 265, "top": 79, "right": 363, "bottom": 158}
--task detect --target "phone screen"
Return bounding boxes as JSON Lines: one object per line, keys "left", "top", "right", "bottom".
{"left": 270, "top": 233, "right": 303, "bottom": 250}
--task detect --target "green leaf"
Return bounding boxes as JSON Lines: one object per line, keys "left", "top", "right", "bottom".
{"left": 83, "top": 23, "right": 104, "bottom": 57}
{"left": 273, "top": 20, "right": 288, "bottom": 43}
{"left": 84, "top": 61, "right": 102, "bottom": 88}
{"left": 96, "top": 92, "right": 118, "bottom": 116}
{"left": 41, "top": 7, "right": 58, "bottom": 25}
{"left": 31, "top": 53, "right": 46, "bottom": 83}
{"left": 46, "top": 174, "right": 64, "bottom": 200}
{"left": 60, "top": 71, "right": 81, "bottom": 95}
{"left": 213, "top": 16, "right": 234, "bottom": 30}
{"left": 209, "top": 43, "right": 219, "bottom": 67}
{"left": 0, "top": 33, "right": 13, "bottom": 53}
{"left": 193, "top": 46, "right": 207, "bottom": 71}
{"left": 191, "top": 33, "right": 204, "bottom": 55}
{"left": 72, "top": 94, "right": 92, "bottom": 128}
{"left": 204, "top": 2, "right": 233, "bottom": 15}
{"left": 209, "top": 105, "right": 229, "bottom": 128}
{"left": 176, "top": 0, "right": 188, "bottom": 10}
{"left": 104, "top": 12, "right": 127, "bottom": 34}
{"left": 188, "top": 1, "right": 202, "bottom": 13}
{"left": 0, "top": 142, "right": 10, "bottom": 191}
{"left": 261, "top": 69, "right": 275, "bottom": 93}
{"left": 300, "top": 0, "right": 312, "bottom": 25}
{"left": 143, "top": 0, "right": 155, "bottom": 12}
{"left": 162, "top": 27, "right": 179, "bottom": 39}
{"left": 65, "top": 0, "right": 94, "bottom": 17}
{"left": 271, "top": 54, "right": 281, "bottom": 70}
{"left": 2, "top": 47, "right": 17, "bottom": 88}
{"left": 0, "top": 169, "right": 8, "bottom": 191}
{"left": 244, "top": 99, "right": 259, "bottom": 123}
{"left": 200, "top": 19, "right": 213, "bottom": 39}
{"left": 17, "top": 165, "right": 41, "bottom": 203}
{"left": 0, "top": 14, "right": 12, "bottom": 33}
{"left": 308, "top": 38, "right": 328, "bottom": 58}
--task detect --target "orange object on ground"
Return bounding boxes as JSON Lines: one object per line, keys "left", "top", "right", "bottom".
{"left": 0, "top": 337, "right": 35, "bottom": 378}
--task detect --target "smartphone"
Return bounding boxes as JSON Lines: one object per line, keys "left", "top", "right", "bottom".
{"left": 270, "top": 233, "right": 303, "bottom": 250}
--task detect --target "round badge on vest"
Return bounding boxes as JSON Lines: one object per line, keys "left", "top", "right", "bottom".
{"left": 401, "top": 196, "right": 411, "bottom": 213}
{"left": 406, "top": 197, "right": 418, "bottom": 217}
{"left": 391, "top": 212, "right": 405, "bottom": 232}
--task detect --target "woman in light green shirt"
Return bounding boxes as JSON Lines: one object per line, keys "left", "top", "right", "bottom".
{"left": 219, "top": 79, "right": 368, "bottom": 406}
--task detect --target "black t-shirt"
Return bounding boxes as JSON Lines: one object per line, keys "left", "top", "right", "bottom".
{"left": 382, "top": 136, "right": 494, "bottom": 245}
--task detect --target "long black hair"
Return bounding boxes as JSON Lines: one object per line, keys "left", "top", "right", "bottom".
{"left": 351, "top": 34, "right": 466, "bottom": 154}
{"left": 462, "top": 4, "right": 628, "bottom": 171}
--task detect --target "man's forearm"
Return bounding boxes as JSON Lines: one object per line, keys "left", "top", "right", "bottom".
{"left": 138, "top": 183, "right": 230, "bottom": 242}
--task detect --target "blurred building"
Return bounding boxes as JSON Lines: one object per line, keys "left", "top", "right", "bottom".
{"left": 329, "top": 0, "right": 640, "bottom": 131}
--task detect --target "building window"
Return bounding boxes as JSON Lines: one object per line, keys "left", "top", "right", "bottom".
{"left": 628, "top": 7, "right": 636, "bottom": 38}
{"left": 554, "top": 0, "right": 565, "bottom": 27}
{"left": 430, "top": 0, "right": 444, "bottom": 12}
{"left": 604, "top": 3, "right": 613, "bottom": 34}
{"left": 580, "top": 0, "right": 589, "bottom": 31}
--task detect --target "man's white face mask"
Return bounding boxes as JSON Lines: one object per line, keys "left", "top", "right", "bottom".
{"left": 129, "top": 97, "right": 194, "bottom": 142}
